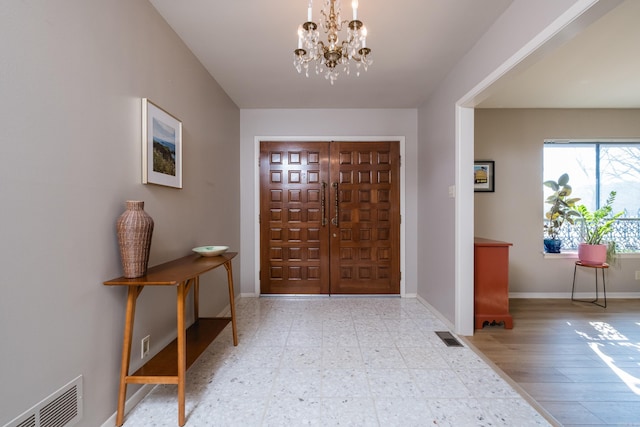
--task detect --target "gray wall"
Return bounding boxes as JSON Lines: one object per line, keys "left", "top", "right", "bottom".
{"left": 416, "top": 0, "right": 582, "bottom": 327}
{"left": 0, "top": 1, "right": 240, "bottom": 425}
{"left": 475, "top": 108, "right": 640, "bottom": 295}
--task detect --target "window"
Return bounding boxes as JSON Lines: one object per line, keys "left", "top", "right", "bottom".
{"left": 544, "top": 140, "right": 640, "bottom": 252}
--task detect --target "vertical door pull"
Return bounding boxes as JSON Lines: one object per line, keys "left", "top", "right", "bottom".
{"left": 321, "top": 182, "right": 327, "bottom": 226}
{"left": 332, "top": 182, "right": 339, "bottom": 226}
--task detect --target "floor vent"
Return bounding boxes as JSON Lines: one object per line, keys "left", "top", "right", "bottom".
{"left": 4, "top": 375, "right": 82, "bottom": 427}
{"left": 435, "top": 331, "right": 464, "bottom": 347}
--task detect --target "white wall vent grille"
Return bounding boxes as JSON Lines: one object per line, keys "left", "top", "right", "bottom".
{"left": 3, "top": 375, "right": 82, "bottom": 427}
{"left": 13, "top": 416, "right": 35, "bottom": 427}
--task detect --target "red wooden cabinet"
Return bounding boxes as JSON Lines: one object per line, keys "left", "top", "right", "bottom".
{"left": 474, "top": 238, "right": 513, "bottom": 329}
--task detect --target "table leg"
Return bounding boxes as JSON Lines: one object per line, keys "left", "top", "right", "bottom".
{"left": 601, "top": 267, "right": 607, "bottom": 308}
{"left": 224, "top": 260, "right": 238, "bottom": 346}
{"left": 571, "top": 264, "right": 578, "bottom": 301}
{"left": 194, "top": 276, "right": 199, "bottom": 320}
{"left": 176, "top": 282, "right": 187, "bottom": 426}
{"left": 116, "top": 286, "right": 143, "bottom": 426}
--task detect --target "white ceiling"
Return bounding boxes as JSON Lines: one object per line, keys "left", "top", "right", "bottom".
{"left": 478, "top": 0, "right": 640, "bottom": 109}
{"left": 148, "top": 0, "right": 640, "bottom": 110}
{"left": 148, "top": 0, "right": 512, "bottom": 108}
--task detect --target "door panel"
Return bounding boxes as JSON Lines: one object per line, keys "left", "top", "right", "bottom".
{"left": 329, "top": 142, "right": 400, "bottom": 294}
{"left": 260, "top": 142, "right": 330, "bottom": 294}
{"left": 260, "top": 141, "right": 400, "bottom": 295}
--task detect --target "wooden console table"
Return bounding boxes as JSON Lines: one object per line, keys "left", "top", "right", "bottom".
{"left": 474, "top": 238, "right": 513, "bottom": 329}
{"left": 104, "top": 252, "right": 238, "bottom": 426}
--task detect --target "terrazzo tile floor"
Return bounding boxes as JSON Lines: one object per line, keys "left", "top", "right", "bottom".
{"left": 122, "top": 297, "right": 553, "bottom": 426}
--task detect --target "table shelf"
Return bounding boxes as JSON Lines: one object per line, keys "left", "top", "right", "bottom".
{"left": 131, "top": 317, "right": 231, "bottom": 378}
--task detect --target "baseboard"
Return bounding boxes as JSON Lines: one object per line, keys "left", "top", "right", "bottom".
{"left": 241, "top": 293, "right": 411, "bottom": 298}
{"left": 240, "top": 292, "right": 259, "bottom": 298}
{"left": 510, "top": 292, "right": 640, "bottom": 299}
{"left": 100, "top": 384, "right": 154, "bottom": 427}
{"left": 415, "top": 294, "right": 456, "bottom": 332}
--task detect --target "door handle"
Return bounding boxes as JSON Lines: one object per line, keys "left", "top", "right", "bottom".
{"left": 321, "top": 182, "right": 327, "bottom": 226}
{"left": 332, "top": 182, "right": 339, "bottom": 226}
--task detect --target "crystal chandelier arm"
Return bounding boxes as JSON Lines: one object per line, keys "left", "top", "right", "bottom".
{"left": 349, "top": 47, "right": 372, "bottom": 63}
{"left": 317, "top": 40, "right": 326, "bottom": 51}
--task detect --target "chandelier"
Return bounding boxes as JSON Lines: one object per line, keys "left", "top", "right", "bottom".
{"left": 294, "top": 0, "right": 372, "bottom": 84}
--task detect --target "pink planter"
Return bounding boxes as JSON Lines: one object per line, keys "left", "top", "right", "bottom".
{"left": 578, "top": 243, "right": 607, "bottom": 265}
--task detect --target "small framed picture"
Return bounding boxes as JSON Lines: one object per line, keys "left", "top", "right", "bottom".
{"left": 474, "top": 160, "right": 494, "bottom": 192}
{"left": 142, "top": 98, "right": 182, "bottom": 188}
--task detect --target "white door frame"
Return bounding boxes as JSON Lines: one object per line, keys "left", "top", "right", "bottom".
{"left": 254, "top": 136, "right": 406, "bottom": 297}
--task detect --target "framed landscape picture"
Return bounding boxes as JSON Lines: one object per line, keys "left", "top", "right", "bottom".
{"left": 474, "top": 160, "right": 494, "bottom": 192}
{"left": 142, "top": 98, "right": 182, "bottom": 188}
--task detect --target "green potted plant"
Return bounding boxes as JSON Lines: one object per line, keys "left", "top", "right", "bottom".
{"left": 576, "top": 190, "right": 624, "bottom": 264}
{"left": 543, "top": 173, "right": 581, "bottom": 253}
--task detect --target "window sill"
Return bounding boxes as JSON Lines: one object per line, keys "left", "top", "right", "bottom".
{"left": 543, "top": 251, "right": 640, "bottom": 259}
{"left": 542, "top": 251, "right": 577, "bottom": 259}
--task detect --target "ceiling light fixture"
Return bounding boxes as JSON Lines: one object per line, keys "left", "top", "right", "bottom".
{"left": 294, "top": 0, "right": 372, "bottom": 85}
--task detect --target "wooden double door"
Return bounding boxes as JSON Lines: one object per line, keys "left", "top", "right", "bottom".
{"left": 259, "top": 141, "right": 400, "bottom": 295}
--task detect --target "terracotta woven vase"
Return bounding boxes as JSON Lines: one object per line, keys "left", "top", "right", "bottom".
{"left": 117, "top": 200, "right": 154, "bottom": 278}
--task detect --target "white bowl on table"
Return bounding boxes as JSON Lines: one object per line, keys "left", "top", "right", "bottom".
{"left": 192, "top": 245, "right": 229, "bottom": 257}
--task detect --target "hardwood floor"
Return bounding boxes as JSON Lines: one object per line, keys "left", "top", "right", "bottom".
{"left": 464, "top": 299, "right": 640, "bottom": 426}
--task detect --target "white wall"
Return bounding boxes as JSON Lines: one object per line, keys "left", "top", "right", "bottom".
{"left": 475, "top": 108, "right": 640, "bottom": 296}
{"left": 239, "top": 109, "right": 418, "bottom": 297}
{"left": 415, "top": 0, "right": 621, "bottom": 333}
{"left": 0, "top": 1, "right": 240, "bottom": 425}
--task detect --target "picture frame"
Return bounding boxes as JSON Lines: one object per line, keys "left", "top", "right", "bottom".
{"left": 474, "top": 160, "right": 494, "bottom": 192}
{"left": 142, "top": 98, "right": 182, "bottom": 188}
